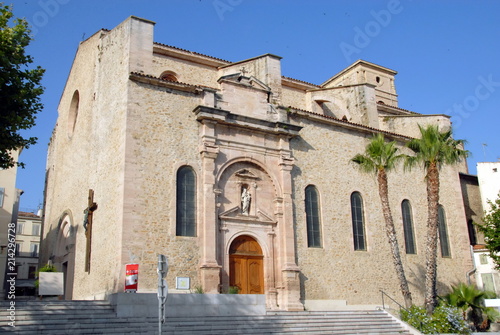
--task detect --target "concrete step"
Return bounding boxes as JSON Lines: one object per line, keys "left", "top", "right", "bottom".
{"left": 0, "top": 300, "right": 413, "bottom": 334}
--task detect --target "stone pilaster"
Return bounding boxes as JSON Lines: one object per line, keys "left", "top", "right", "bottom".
{"left": 199, "top": 120, "right": 221, "bottom": 293}
{"left": 266, "top": 231, "right": 278, "bottom": 310}
{"left": 278, "top": 150, "right": 303, "bottom": 311}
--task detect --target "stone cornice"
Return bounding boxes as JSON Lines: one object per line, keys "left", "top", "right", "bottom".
{"left": 129, "top": 72, "right": 215, "bottom": 94}
{"left": 285, "top": 106, "right": 411, "bottom": 141}
{"left": 193, "top": 106, "right": 302, "bottom": 137}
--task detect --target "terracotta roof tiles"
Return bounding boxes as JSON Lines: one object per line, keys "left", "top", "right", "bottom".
{"left": 153, "top": 42, "right": 232, "bottom": 64}
{"left": 18, "top": 211, "right": 41, "bottom": 218}
{"left": 286, "top": 106, "right": 412, "bottom": 140}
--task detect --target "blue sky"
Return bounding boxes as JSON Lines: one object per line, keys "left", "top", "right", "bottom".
{"left": 7, "top": 0, "right": 500, "bottom": 211}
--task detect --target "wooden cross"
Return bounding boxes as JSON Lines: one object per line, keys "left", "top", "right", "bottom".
{"left": 83, "top": 189, "right": 98, "bottom": 273}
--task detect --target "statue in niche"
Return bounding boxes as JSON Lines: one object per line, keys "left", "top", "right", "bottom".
{"left": 241, "top": 186, "right": 251, "bottom": 215}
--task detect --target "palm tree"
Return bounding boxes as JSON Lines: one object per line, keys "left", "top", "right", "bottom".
{"left": 442, "top": 283, "right": 497, "bottom": 330}
{"left": 352, "top": 133, "right": 413, "bottom": 308}
{"left": 405, "top": 124, "right": 469, "bottom": 315}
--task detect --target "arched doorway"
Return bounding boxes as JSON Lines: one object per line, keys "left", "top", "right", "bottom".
{"left": 54, "top": 214, "right": 76, "bottom": 300}
{"left": 229, "top": 236, "right": 264, "bottom": 294}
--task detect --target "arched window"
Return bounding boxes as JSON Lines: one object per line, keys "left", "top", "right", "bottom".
{"left": 160, "top": 71, "right": 178, "bottom": 82}
{"left": 467, "top": 219, "right": 477, "bottom": 245}
{"left": 401, "top": 200, "right": 416, "bottom": 254}
{"left": 305, "top": 185, "right": 322, "bottom": 248}
{"left": 68, "top": 90, "right": 79, "bottom": 137}
{"left": 438, "top": 205, "right": 451, "bottom": 257}
{"left": 351, "top": 192, "right": 366, "bottom": 251}
{"left": 176, "top": 166, "right": 196, "bottom": 236}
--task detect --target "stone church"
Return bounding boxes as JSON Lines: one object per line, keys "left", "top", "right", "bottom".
{"left": 41, "top": 16, "right": 474, "bottom": 310}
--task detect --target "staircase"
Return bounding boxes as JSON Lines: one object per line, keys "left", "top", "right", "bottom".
{"left": 0, "top": 300, "right": 415, "bottom": 334}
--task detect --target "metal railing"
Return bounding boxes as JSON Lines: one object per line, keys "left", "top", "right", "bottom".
{"left": 380, "top": 289, "right": 405, "bottom": 311}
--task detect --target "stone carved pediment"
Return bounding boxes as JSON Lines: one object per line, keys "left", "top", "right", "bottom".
{"left": 235, "top": 169, "right": 259, "bottom": 180}
{"left": 219, "top": 206, "right": 276, "bottom": 225}
{"left": 218, "top": 73, "right": 271, "bottom": 92}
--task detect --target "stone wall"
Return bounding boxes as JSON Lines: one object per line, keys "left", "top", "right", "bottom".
{"left": 289, "top": 113, "right": 472, "bottom": 305}
{"left": 43, "top": 17, "right": 154, "bottom": 299}
{"left": 120, "top": 79, "right": 204, "bottom": 292}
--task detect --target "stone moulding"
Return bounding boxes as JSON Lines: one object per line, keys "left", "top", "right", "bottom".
{"left": 193, "top": 105, "right": 302, "bottom": 137}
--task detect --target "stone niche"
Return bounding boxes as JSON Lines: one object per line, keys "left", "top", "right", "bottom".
{"left": 217, "top": 162, "right": 277, "bottom": 221}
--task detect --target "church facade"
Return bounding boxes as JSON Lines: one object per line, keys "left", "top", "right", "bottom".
{"left": 41, "top": 16, "right": 473, "bottom": 310}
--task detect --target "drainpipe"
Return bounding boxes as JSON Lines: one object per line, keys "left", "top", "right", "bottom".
{"left": 466, "top": 245, "right": 476, "bottom": 285}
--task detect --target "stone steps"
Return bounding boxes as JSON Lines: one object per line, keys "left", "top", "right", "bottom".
{"left": 0, "top": 300, "right": 415, "bottom": 334}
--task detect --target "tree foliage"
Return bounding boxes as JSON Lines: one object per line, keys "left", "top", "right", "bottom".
{"left": 405, "top": 124, "right": 469, "bottom": 315}
{"left": 477, "top": 193, "right": 500, "bottom": 270}
{"left": 352, "top": 133, "right": 412, "bottom": 307}
{"left": 442, "top": 283, "right": 498, "bottom": 331}
{"left": 0, "top": 3, "right": 44, "bottom": 169}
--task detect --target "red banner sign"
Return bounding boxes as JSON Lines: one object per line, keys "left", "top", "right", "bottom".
{"left": 125, "top": 264, "right": 139, "bottom": 292}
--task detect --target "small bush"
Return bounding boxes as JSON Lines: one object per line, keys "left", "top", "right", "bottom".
{"left": 401, "top": 304, "right": 471, "bottom": 334}
{"left": 193, "top": 285, "right": 204, "bottom": 294}
{"left": 34, "top": 264, "right": 57, "bottom": 288}
{"left": 228, "top": 286, "right": 239, "bottom": 294}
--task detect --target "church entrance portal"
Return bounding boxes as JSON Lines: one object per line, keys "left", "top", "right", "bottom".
{"left": 229, "top": 236, "right": 264, "bottom": 294}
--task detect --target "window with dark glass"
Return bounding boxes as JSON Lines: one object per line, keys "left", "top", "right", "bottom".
{"left": 305, "top": 185, "right": 322, "bottom": 248}
{"left": 351, "top": 192, "right": 366, "bottom": 251}
{"left": 402, "top": 200, "right": 416, "bottom": 254}
{"left": 176, "top": 166, "right": 196, "bottom": 237}
{"left": 467, "top": 219, "right": 477, "bottom": 245}
{"left": 438, "top": 205, "right": 451, "bottom": 257}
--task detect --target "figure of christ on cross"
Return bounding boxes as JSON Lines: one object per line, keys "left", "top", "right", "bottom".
{"left": 83, "top": 189, "right": 97, "bottom": 273}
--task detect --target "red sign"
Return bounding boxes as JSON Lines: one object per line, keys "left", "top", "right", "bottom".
{"left": 125, "top": 264, "right": 139, "bottom": 292}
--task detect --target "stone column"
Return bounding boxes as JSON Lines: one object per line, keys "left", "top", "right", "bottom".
{"left": 278, "top": 150, "right": 303, "bottom": 311}
{"left": 199, "top": 120, "right": 221, "bottom": 293}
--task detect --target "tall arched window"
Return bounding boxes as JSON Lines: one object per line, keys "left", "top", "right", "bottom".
{"left": 176, "top": 166, "right": 196, "bottom": 236}
{"left": 305, "top": 185, "right": 322, "bottom": 248}
{"left": 438, "top": 205, "right": 451, "bottom": 257}
{"left": 351, "top": 192, "right": 366, "bottom": 251}
{"left": 68, "top": 90, "right": 79, "bottom": 137}
{"left": 467, "top": 219, "right": 477, "bottom": 245}
{"left": 401, "top": 200, "right": 416, "bottom": 254}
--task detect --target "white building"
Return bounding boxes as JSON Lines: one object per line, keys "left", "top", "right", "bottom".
{"left": 0, "top": 150, "right": 22, "bottom": 299}
{"left": 470, "top": 162, "right": 500, "bottom": 295}
{"left": 477, "top": 162, "right": 500, "bottom": 213}
{"left": 15, "top": 211, "right": 42, "bottom": 298}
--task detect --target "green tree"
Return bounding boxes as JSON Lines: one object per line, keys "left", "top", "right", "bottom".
{"left": 405, "top": 124, "right": 469, "bottom": 314}
{"left": 476, "top": 193, "right": 500, "bottom": 270}
{"left": 0, "top": 3, "right": 44, "bottom": 169}
{"left": 352, "top": 133, "right": 412, "bottom": 307}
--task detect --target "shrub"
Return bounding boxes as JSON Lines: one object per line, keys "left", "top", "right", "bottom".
{"left": 228, "top": 286, "right": 239, "bottom": 294}
{"left": 401, "top": 304, "right": 470, "bottom": 334}
{"left": 34, "top": 263, "right": 57, "bottom": 289}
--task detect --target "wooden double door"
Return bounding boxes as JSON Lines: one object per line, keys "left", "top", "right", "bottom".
{"left": 229, "top": 236, "right": 264, "bottom": 294}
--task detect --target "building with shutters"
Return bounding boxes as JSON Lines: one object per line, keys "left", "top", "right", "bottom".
{"left": 14, "top": 211, "right": 42, "bottom": 298}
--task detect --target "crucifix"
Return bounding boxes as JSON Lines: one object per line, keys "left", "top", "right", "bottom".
{"left": 83, "top": 189, "right": 98, "bottom": 273}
